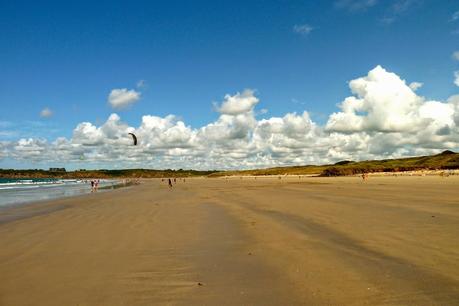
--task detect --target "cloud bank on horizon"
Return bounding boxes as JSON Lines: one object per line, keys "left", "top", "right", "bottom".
{"left": 1, "top": 66, "right": 459, "bottom": 170}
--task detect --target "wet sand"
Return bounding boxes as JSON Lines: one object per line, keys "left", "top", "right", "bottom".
{"left": 0, "top": 176, "right": 458, "bottom": 305}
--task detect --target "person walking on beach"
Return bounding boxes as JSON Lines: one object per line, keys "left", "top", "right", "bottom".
{"left": 362, "top": 172, "right": 368, "bottom": 181}
{"left": 168, "top": 178, "right": 173, "bottom": 188}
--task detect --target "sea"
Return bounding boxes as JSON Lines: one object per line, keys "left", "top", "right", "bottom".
{"left": 0, "top": 178, "right": 118, "bottom": 207}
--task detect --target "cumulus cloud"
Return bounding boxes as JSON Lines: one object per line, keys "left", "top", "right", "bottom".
{"left": 293, "top": 24, "right": 314, "bottom": 36}
{"left": 108, "top": 88, "right": 141, "bottom": 109}
{"left": 40, "top": 107, "right": 53, "bottom": 118}
{"left": 216, "top": 89, "right": 259, "bottom": 115}
{"left": 12, "top": 138, "right": 49, "bottom": 161}
{"left": 4, "top": 66, "right": 459, "bottom": 169}
{"left": 326, "top": 65, "right": 426, "bottom": 133}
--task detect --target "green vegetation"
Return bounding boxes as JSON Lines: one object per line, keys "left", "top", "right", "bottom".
{"left": 0, "top": 168, "right": 216, "bottom": 179}
{"left": 210, "top": 150, "right": 459, "bottom": 177}
{"left": 319, "top": 150, "right": 459, "bottom": 176}
{"left": 1, "top": 151, "right": 458, "bottom": 178}
{"left": 208, "top": 165, "right": 326, "bottom": 177}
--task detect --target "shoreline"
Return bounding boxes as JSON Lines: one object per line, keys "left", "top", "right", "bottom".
{"left": 0, "top": 182, "right": 140, "bottom": 225}
{"left": 0, "top": 178, "right": 141, "bottom": 209}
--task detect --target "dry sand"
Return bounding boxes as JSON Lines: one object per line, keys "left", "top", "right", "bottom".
{"left": 0, "top": 176, "right": 458, "bottom": 305}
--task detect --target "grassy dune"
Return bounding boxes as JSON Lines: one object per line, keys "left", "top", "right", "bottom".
{"left": 210, "top": 150, "right": 459, "bottom": 177}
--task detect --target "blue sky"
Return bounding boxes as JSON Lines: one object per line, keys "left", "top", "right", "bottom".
{"left": 1, "top": 0, "right": 459, "bottom": 169}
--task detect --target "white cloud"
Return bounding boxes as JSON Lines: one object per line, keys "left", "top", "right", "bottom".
{"left": 455, "top": 71, "right": 459, "bottom": 87}
{"left": 293, "top": 24, "right": 314, "bottom": 36}
{"left": 452, "top": 51, "right": 459, "bottom": 61}
{"left": 326, "top": 65, "right": 426, "bottom": 133}
{"left": 409, "top": 82, "right": 423, "bottom": 91}
{"left": 12, "top": 138, "right": 49, "bottom": 161}
{"left": 334, "top": 0, "right": 378, "bottom": 12}
{"left": 216, "top": 89, "right": 259, "bottom": 115}
{"left": 108, "top": 88, "right": 141, "bottom": 109}
{"left": 40, "top": 107, "right": 53, "bottom": 118}
{"left": 4, "top": 66, "right": 459, "bottom": 169}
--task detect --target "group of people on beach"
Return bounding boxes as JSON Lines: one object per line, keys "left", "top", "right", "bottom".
{"left": 161, "top": 177, "right": 185, "bottom": 189}
{"left": 90, "top": 179, "right": 100, "bottom": 192}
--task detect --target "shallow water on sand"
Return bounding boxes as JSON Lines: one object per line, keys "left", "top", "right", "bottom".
{"left": 0, "top": 178, "right": 117, "bottom": 207}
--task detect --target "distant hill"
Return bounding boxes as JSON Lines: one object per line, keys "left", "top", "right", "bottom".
{"left": 1, "top": 151, "right": 458, "bottom": 178}
{"left": 0, "top": 168, "right": 216, "bottom": 179}
{"left": 209, "top": 150, "right": 459, "bottom": 177}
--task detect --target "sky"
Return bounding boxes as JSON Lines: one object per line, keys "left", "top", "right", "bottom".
{"left": 1, "top": 0, "right": 459, "bottom": 170}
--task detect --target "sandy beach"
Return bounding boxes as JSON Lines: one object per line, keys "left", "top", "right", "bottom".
{"left": 0, "top": 176, "right": 458, "bottom": 305}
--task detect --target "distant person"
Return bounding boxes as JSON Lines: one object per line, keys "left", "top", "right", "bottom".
{"left": 90, "top": 180, "right": 94, "bottom": 192}
{"left": 174, "top": 178, "right": 176, "bottom": 184}
{"left": 168, "top": 178, "right": 173, "bottom": 188}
